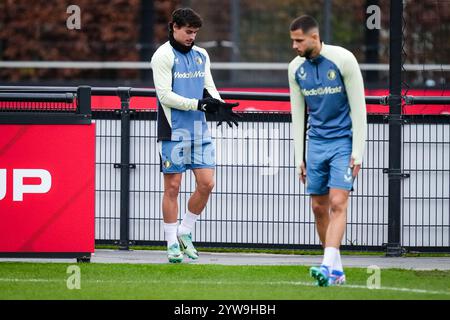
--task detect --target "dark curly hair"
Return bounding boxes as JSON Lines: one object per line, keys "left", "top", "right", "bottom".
{"left": 169, "top": 8, "right": 203, "bottom": 31}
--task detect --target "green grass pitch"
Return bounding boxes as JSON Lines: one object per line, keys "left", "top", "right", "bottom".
{"left": 0, "top": 262, "right": 449, "bottom": 300}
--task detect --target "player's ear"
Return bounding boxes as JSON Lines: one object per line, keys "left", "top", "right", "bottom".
{"left": 172, "top": 22, "right": 181, "bottom": 31}
{"left": 311, "top": 31, "right": 320, "bottom": 41}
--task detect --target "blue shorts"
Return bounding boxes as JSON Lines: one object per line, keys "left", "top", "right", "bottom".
{"left": 159, "top": 139, "right": 215, "bottom": 174}
{"left": 306, "top": 136, "right": 354, "bottom": 195}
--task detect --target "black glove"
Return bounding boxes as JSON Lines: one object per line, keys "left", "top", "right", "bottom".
{"left": 216, "top": 101, "right": 242, "bottom": 128}
{"left": 199, "top": 89, "right": 242, "bottom": 127}
{"left": 197, "top": 97, "right": 222, "bottom": 114}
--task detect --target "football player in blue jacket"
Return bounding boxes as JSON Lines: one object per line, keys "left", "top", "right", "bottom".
{"left": 288, "top": 15, "right": 367, "bottom": 286}
{"left": 151, "top": 8, "right": 240, "bottom": 263}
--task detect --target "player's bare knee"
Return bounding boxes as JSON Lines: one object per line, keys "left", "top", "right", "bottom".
{"left": 165, "top": 182, "right": 181, "bottom": 199}
{"left": 312, "top": 203, "right": 328, "bottom": 217}
{"left": 197, "top": 179, "right": 214, "bottom": 195}
{"left": 330, "top": 199, "right": 347, "bottom": 216}
{"left": 164, "top": 189, "right": 179, "bottom": 200}
{"left": 311, "top": 197, "right": 329, "bottom": 216}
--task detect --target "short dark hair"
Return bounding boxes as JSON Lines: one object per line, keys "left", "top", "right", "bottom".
{"left": 171, "top": 8, "right": 203, "bottom": 29}
{"left": 290, "top": 15, "right": 319, "bottom": 33}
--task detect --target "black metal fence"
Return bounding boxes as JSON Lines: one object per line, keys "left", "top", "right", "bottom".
{"left": 92, "top": 92, "right": 449, "bottom": 255}
{"left": 1, "top": 86, "right": 449, "bottom": 255}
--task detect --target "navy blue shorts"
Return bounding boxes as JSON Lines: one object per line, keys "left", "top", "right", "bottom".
{"left": 306, "top": 136, "right": 354, "bottom": 195}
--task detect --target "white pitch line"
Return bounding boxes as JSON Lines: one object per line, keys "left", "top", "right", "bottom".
{"left": 0, "top": 278, "right": 449, "bottom": 296}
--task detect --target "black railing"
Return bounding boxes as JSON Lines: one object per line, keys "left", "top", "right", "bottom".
{"left": 0, "top": 86, "right": 91, "bottom": 124}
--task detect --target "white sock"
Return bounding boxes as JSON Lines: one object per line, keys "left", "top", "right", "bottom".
{"left": 178, "top": 211, "right": 200, "bottom": 236}
{"left": 164, "top": 222, "right": 179, "bottom": 247}
{"left": 322, "top": 247, "right": 338, "bottom": 269}
{"left": 333, "top": 249, "right": 344, "bottom": 272}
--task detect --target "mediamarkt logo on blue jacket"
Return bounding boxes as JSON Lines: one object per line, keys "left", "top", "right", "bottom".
{"left": 301, "top": 86, "right": 343, "bottom": 96}
{"left": 174, "top": 71, "right": 206, "bottom": 79}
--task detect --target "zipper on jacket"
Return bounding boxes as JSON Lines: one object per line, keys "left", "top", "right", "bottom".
{"left": 314, "top": 63, "right": 320, "bottom": 84}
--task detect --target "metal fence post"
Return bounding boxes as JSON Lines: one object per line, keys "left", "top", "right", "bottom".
{"left": 385, "top": 0, "right": 404, "bottom": 257}
{"left": 115, "top": 87, "right": 135, "bottom": 250}
{"left": 76, "top": 86, "right": 92, "bottom": 118}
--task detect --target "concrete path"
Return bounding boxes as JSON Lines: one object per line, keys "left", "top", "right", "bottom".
{"left": 1, "top": 249, "right": 450, "bottom": 270}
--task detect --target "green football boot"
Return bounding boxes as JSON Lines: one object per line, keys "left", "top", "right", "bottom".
{"left": 177, "top": 233, "right": 199, "bottom": 260}
{"left": 167, "top": 243, "right": 183, "bottom": 263}
{"left": 309, "top": 265, "right": 330, "bottom": 287}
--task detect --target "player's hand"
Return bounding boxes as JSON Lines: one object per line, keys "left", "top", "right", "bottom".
{"left": 197, "top": 97, "right": 222, "bottom": 113}
{"left": 217, "top": 101, "right": 242, "bottom": 128}
{"left": 299, "top": 162, "right": 306, "bottom": 184}
{"left": 349, "top": 158, "right": 361, "bottom": 177}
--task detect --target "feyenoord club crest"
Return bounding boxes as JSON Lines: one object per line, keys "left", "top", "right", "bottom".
{"left": 327, "top": 69, "right": 336, "bottom": 80}
{"left": 164, "top": 160, "right": 172, "bottom": 168}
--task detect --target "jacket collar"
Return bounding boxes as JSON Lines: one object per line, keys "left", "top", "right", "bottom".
{"left": 308, "top": 42, "right": 326, "bottom": 64}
